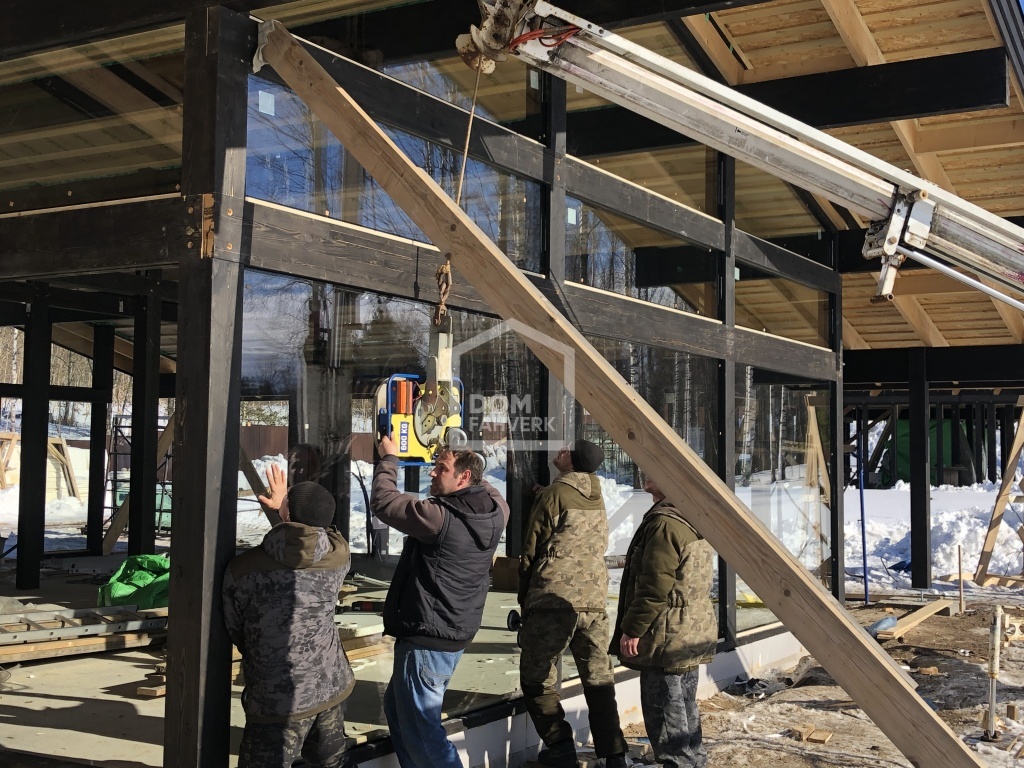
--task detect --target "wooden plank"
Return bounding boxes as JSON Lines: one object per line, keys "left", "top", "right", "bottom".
{"left": 257, "top": 22, "right": 985, "bottom": 768}
{"left": 0, "top": 632, "right": 165, "bottom": 663}
{"left": 876, "top": 599, "right": 956, "bottom": 640}
{"left": 102, "top": 415, "right": 175, "bottom": 555}
{"left": 974, "top": 396, "right": 1024, "bottom": 582}
{"left": 891, "top": 295, "right": 950, "bottom": 347}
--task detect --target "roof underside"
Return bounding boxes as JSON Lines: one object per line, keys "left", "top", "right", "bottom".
{"left": 1, "top": 0, "right": 1023, "bottom": 353}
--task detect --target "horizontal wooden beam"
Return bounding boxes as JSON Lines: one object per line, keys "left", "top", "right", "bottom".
{"left": 846, "top": 346, "right": 1024, "bottom": 387}
{"left": 557, "top": 50, "right": 1008, "bottom": 157}
{"left": 0, "top": 196, "right": 186, "bottom": 279}
{"left": 245, "top": 199, "right": 835, "bottom": 381}
{"left": 914, "top": 115, "right": 1024, "bottom": 154}
{"left": 257, "top": 23, "right": 980, "bottom": 768}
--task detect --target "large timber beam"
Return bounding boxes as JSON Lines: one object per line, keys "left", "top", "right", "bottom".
{"left": 846, "top": 346, "right": 1024, "bottom": 387}
{"left": 258, "top": 22, "right": 984, "bottom": 768}
{"left": 555, "top": 50, "right": 1008, "bottom": 157}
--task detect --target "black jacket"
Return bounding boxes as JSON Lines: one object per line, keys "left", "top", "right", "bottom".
{"left": 371, "top": 457, "right": 508, "bottom": 651}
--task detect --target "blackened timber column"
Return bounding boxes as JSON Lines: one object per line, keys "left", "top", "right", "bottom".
{"left": 87, "top": 325, "right": 114, "bottom": 556}
{"left": 709, "top": 149, "right": 738, "bottom": 649}
{"left": 909, "top": 348, "right": 931, "bottom": 588}
{"left": 165, "top": 8, "right": 253, "bottom": 767}
{"left": 128, "top": 285, "right": 161, "bottom": 554}
{"left": 17, "top": 286, "right": 50, "bottom": 590}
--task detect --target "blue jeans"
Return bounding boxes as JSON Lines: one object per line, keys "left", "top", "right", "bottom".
{"left": 383, "top": 640, "right": 464, "bottom": 768}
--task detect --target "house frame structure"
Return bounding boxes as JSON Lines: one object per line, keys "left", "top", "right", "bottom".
{"left": 1, "top": 0, "right": 1023, "bottom": 765}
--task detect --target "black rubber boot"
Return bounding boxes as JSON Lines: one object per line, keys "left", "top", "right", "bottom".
{"left": 537, "top": 739, "right": 581, "bottom": 768}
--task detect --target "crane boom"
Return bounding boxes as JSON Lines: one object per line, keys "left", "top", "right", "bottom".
{"left": 469, "top": 1, "right": 1024, "bottom": 306}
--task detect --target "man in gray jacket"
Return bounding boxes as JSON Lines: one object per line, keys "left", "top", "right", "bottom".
{"left": 371, "top": 435, "right": 509, "bottom": 768}
{"left": 223, "top": 477, "right": 353, "bottom": 768}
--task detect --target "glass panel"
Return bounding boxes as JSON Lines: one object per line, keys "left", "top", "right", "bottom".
{"left": 735, "top": 160, "right": 820, "bottom": 239}
{"left": 0, "top": 327, "right": 24, "bottom": 385}
{"left": 558, "top": 336, "right": 722, "bottom": 679}
{"left": 566, "top": 196, "right": 719, "bottom": 318}
{"left": 734, "top": 366, "right": 833, "bottom": 630}
{"left": 240, "top": 267, "right": 552, "bottom": 732}
{"left": 0, "top": 28, "right": 186, "bottom": 212}
{"left": 247, "top": 73, "right": 543, "bottom": 271}
{"left": 50, "top": 345, "right": 93, "bottom": 388}
{"left": 37, "top": 400, "right": 91, "bottom": 553}
{"left": 735, "top": 264, "right": 830, "bottom": 347}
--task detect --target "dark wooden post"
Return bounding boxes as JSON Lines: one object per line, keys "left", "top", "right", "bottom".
{"left": 87, "top": 325, "right": 114, "bottom": 555}
{"left": 909, "top": 348, "right": 931, "bottom": 588}
{"left": 709, "top": 149, "right": 738, "bottom": 649}
{"left": 986, "top": 402, "right": 998, "bottom": 483}
{"left": 128, "top": 286, "right": 161, "bottom": 554}
{"left": 164, "top": 8, "right": 253, "bottom": 767}
{"left": 16, "top": 285, "right": 50, "bottom": 590}
{"left": 828, "top": 233, "right": 844, "bottom": 601}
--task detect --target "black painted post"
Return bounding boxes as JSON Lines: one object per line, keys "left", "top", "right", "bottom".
{"left": 86, "top": 325, "right": 114, "bottom": 555}
{"left": 164, "top": 8, "right": 252, "bottom": 767}
{"left": 128, "top": 287, "right": 161, "bottom": 554}
{"left": 16, "top": 286, "right": 50, "bottom": 590}
{"left": 972, "top": 402, "right": 984, "bottom": 480}
{"left": 710, "top": 149, "right": 738, "bottom": 649}
{"left": 539, "top": 71, "right": 569, "bottom": 495}
{"left": 987, "top": 402, "right": 998, "bottom": 483}
{"left": 935, "top": 403, "right": 944, "bottom": 487}
{"left": 909, "top": 348, "right": 931, "bottom": 588}
{"left": 1001, "top": 404, "right": 1014, "bottom": 479}
{"left": 950, "top": 402, "right": 961, "bottom": 483}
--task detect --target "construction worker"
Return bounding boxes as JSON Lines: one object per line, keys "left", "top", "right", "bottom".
{"left": 518, "top": 440, "right": 629, "bottom": 768}
{"left": 371, "top": 435, "right": 509, "bottom": 768}
{"left": 611, "top": 476, "right": 717, "bottom": 768}
{"left": 223, "top": 474, "right": 353, "bottom": 768}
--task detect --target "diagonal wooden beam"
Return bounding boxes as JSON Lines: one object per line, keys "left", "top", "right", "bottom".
{"left": 842, "top": 317, "right": 870, "bottom": 349}
{"left": 257, "top": 21, "right": 985, "bottom": 768}
{"left": 818, "top": 0, "right": 956, "bottom": 193}
{"left": 891, "top": 295, "right": 950, "bottom": 347}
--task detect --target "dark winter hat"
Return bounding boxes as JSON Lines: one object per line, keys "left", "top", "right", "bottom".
{"left": 570, "top": 440, "right": 604, "bottom": 473}
{"left": 286, "top": 481, "right": 336, "bottom": 528}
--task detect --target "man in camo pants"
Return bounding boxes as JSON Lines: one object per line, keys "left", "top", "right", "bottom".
{"left": 518, "top": 440, "right": 629, "bottom": 768}
{"left": 611, "top": 476, "right": 717, "bottom": 768}
{"left": 224, "top": 474, "right": 354, "bottom": 767}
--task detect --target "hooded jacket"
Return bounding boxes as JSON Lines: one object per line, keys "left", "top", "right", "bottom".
{"left": 371, "top": 456, "right": 509, "bottom": 651}
{"left": 222, "top": 522, "right": 354, "bottom": 723}
{"left": 610, "top": 499, "right": 717, "bottom": 673}
{"left": 519, "top": 471, "right": 609, "bottom": 612}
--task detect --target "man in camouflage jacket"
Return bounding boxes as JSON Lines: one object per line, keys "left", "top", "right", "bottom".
{"left": 223, "top": 476, "right": 354, "bottom": 768}
{"left": 611, "top": 477, "right": 717, "bottom": 768}
{"left": 518, "top": 440, "right": 629, "bottom": 768}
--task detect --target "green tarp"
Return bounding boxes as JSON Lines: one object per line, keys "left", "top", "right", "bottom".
{"left": 98, "top": 554, "right": 170, "bottom": 609}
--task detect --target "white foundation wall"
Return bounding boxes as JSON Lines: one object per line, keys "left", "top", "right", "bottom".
{"left": 357, "top": 630, "right": 806, "bottom": 768}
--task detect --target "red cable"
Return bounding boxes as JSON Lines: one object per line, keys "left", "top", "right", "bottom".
{"left": 508, "top": 25, "right": 581, "bottom": 53}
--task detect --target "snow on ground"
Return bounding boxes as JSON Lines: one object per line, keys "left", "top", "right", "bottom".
{"left": 2, "top": 444, "right": 1023, "bottom": 604}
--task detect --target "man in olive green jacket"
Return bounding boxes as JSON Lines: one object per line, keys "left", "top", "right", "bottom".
{"left": 611, "top": 477, "right": 717, "bottom": 768}
{"left": 519, "top": 440, "right": 628, "bottom": 768}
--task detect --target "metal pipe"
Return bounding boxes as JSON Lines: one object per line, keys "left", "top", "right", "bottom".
{"left": 895, "top": 247, "right": 1024, "bottom": 313}
{"left": 987, "top": 605, "right": 1003, "bottom": 739}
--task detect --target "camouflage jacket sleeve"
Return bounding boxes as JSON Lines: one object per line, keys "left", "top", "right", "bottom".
{"left": 221, "top": 566, "right": 246, "bottom": 655}
{"left": 620, "top": 515, "right": 698, "bottom": 638}
{"left": 518, "top": 488, "right": 558, "bottom": 603}
{"left": 370, "top": 455, "right": 445, "bottom": 542}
